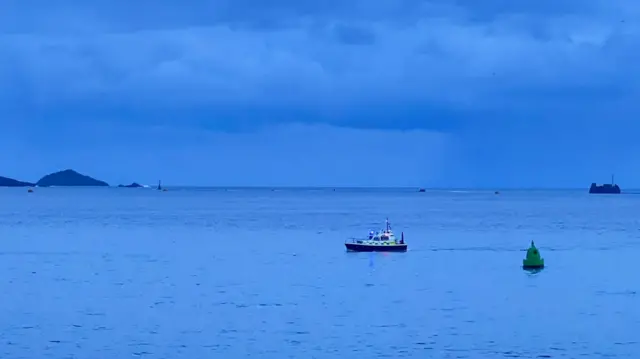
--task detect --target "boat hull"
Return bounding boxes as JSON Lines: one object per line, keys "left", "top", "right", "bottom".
{"left": 589, "top": 183, "right": 621, "bottom": 194}
{"left": 345, "top": 243, "right": 407, "bottom": 252}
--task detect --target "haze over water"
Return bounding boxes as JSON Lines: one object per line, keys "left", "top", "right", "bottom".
{"left": 1, "top": 187, "right": 638, "bottom": 358}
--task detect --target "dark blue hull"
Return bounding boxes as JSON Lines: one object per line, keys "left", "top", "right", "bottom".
{"left": 589, "top": 183, "right": 621, "bottom": 194}
{"left": 345, "top": 243, "right": 408, "bottom": 252}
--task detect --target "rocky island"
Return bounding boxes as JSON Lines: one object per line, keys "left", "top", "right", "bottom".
{"left": 0, "top": 169, "right": 111, "bottom": 187}
{"left": 0, "top": 176, "right": 35, "bottom": 187}
{"left": 36, "top": 169, "right": 109, "bottom": 187}
{"left": 118, "top": 182, "right": 144, "bottom": 188}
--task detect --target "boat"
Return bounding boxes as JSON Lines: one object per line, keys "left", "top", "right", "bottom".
{"left": 345, "top": 219, "right": 408, "bottom": 252}
{"left": 589, "top": 175, "right": 621, "bottom": 194}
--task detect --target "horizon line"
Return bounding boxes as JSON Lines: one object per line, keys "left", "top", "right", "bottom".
{"left": 10, "top": 185, "right": 637, "bottom": 191}
{"left": 153, "top": 186, "right": 640, "bottom": 191}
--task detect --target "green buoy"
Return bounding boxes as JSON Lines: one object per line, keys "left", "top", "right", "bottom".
{"left": 522, "top": 240, "right": 544, "bottom": 269}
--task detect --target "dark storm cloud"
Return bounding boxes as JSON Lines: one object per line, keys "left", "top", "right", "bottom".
{"left": 0, "top": 0, "right": 638, "bottom": 132}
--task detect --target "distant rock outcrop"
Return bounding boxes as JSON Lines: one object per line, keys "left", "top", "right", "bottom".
{"left": 36, "top": 169, "right": 109, "bottom": 187}
{"left": 0, "top": 176, "right": 35, "bottom": 187}
{"left": 118, "top": 182, "right": 143, "bottom": 188}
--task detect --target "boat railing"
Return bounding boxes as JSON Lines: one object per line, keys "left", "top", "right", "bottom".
{"left": 346, "top": 237, "right": 363, "bottom": 244}
{"left": 345, "top": 236, "right": 402, "bottom": 244}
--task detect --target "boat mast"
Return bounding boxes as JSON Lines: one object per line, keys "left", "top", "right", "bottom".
{"left": 611, "top": 174, "right": 615, "bottom": 185}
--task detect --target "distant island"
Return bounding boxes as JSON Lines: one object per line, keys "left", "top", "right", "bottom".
{"left": 0, "top": 176, "right": 35, "bottom": 187}
{"left": 118, "top": 182, "right": 143, "bottom": 188}
{"left": 0, "top": 169, "right": 114, "bottom": 187}
{"left": 37, "top": 169, "right": 109, "bottom": 187}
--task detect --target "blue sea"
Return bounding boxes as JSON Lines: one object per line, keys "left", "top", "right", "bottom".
{"left": 1, "top": 187, "right": 639, "bottom": 358}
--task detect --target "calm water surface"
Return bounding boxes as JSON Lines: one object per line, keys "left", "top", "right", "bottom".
{"left": 1, "top": 187, "right": 639, "bottom": 358}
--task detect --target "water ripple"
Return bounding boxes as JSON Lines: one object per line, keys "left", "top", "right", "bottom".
{"left": 1, "top": 188, "right": 639, "bottom": 357}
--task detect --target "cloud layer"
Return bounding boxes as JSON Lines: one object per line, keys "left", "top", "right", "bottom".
{"left": 1, "top": 0, "right": 639, "bottom": 187}
{"left": 2, "top": 0, "right": 638, "bottom": 132}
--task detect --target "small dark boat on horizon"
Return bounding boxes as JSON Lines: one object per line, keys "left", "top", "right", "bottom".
{"left": 589, "top": 175, "right": 621, "bottom": 194}
{"left": 345, "top": 219, "right": 408, "bottom": 252}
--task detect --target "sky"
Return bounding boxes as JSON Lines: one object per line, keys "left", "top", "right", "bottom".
{"left": 0, "top": 0, "right": 639, "bottom": 187}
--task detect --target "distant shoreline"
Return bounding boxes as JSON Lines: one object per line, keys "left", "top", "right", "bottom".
{"left": 1, "top": 185, "right": 636, "bottom": 192}
{"left": 0, "top": 169, "right": 112, "bottom": 188}
{"left": 0, "top": 170, "right": 632, "bottom": 191}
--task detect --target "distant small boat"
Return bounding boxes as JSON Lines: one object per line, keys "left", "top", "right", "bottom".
{"left": 418, "top": 188, "right": 426, "bottom": 192}
{"left": 589, "top": 174, "right": 621, "bottom": 194}
{"left": 345, "top": 219, "right": 407, "bottom": 252}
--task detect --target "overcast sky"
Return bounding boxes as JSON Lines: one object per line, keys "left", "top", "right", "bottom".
{"left": 1, "top": 0, "right": 638, "bottom": 187}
